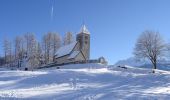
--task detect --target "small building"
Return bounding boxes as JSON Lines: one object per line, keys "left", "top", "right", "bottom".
{"left": 54, "top": 25, "right": 90, "bottom": 64}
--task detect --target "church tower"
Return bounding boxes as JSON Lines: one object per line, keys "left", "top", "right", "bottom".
{"left": 76, "top": 25, "right": 90, "bottom": 60}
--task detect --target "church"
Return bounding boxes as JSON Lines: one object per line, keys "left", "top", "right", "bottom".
{"left": 54, "top": 25, "right": 90, "bottom": 64}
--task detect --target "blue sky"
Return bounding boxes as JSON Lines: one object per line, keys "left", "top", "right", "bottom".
{"left": 1, "top": 0, "right": 170, "bottom": 64}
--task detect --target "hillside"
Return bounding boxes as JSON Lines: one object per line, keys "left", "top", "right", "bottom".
{"left": 0, "top": 64, "right": 170, "bottom": 100}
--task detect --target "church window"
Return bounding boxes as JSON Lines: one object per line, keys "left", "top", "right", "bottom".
{"left": 85, "top": 36, "right": 88, "bottom": 40}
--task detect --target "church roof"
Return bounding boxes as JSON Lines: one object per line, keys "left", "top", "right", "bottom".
{"left": 55, "top": 42, "right": 77, "bottom": 58}
{"left": 67, "top": 51, "right": 80, "bottom": 59}
{"left": 79, "top": 25, "right": 90, "bottom": 34}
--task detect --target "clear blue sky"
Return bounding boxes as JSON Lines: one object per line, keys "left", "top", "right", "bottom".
{"left": 1, "top": 0, "right": 170, "bottom": 64}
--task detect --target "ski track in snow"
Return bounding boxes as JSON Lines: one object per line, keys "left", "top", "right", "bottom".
{"left": 0, "top": 64, "right": 170, "bottom": 100}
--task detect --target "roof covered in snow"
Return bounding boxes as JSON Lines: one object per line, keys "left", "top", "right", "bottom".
{"left": 67, "top": 51, "right": 80, "bottom": 59}
{"left": 79, "top": 25, "right": 90, "bottom": 34}
{"left": 55, "top": 42, "right": 77, "bottom": 58}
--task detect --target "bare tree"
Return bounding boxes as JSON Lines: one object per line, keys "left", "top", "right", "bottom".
{"left": 63, "top": 32, "right": 74, "bottom": 45}
{"left": 0, "top": 56, "right": 5, "bottom": 66}
{"left": 42, "top": 34, "right": 47, "bottom": 64}
{"left": 42, "top": 32, "right": 61, "bottom": 63}
{"left": 3, "top": 38, "right": 12, "bottom": 66}
{"left": 52, "top": 33, "right": 61, "bottom": 61}
{"left": 24, "top": 33, "right": 39, "bottom": 69}
{"left": 2, "top": 32, "right": 62, "bottom": 68}
{"left": 133, "top": 30, "right": 166, "bottom": 71}
{"left": 14, "top": 36, "right": 24, "bottom": 67}
{"left": 3, "top": 39, "right": 8, "bottom": 65}
{"left": 42, "top": 32, "right": 53, "bottom": 64}
{"left": 1, "top": 31, "right": 70, "bottom": 68}
{"left": 36, "top": 42, "right": 43, "bottom": 66}
{"left": 24, "top": 33, "right": 35, "bottom": 56}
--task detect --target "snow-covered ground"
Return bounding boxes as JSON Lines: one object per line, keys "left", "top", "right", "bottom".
{"left": 0, "top": 64, "right": 170, "bottom": 100}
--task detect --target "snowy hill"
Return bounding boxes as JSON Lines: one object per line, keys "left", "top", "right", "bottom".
{"left": 115, "top": 57, "right": 170, "bottom": 71}
{"left": 0, "top": 64, "right": 170, "bottom": 99}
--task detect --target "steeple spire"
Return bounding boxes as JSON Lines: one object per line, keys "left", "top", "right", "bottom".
{"left": 79, "top": 24, "right": 90, "bottom": 34}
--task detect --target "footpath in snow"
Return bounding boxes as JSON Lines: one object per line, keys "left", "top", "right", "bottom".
{"left": 0, "top": 64, "right": 170, "bottom": 100}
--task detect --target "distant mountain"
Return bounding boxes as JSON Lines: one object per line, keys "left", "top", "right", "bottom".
{"left": 114, "top": 57, "right": 147, "bottom": 67}
{"left": 115, "top": 57, "right": 170, "bottom": 71}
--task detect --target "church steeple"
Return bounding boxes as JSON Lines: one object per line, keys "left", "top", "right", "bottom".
{"left": 76, "top": 24, "right": 90, "bottom": 60}
{"left": 79, "top": 24, "right": 90, "bottom": 34}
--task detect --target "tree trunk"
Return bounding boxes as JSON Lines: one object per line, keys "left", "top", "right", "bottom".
{"left": 153, "top": 62, "right": 157, "bottom": 69}
{"left": 152, "top": 60, "right": 157, "bottom": 73}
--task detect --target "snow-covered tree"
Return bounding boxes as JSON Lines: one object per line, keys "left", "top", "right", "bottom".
{"left": 134, "top": 30, "right": 166, "bottom": 72}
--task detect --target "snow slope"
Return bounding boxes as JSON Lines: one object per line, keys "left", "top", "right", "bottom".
{"left": 0, "top": 64, "right": 170, "bottom": 100}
